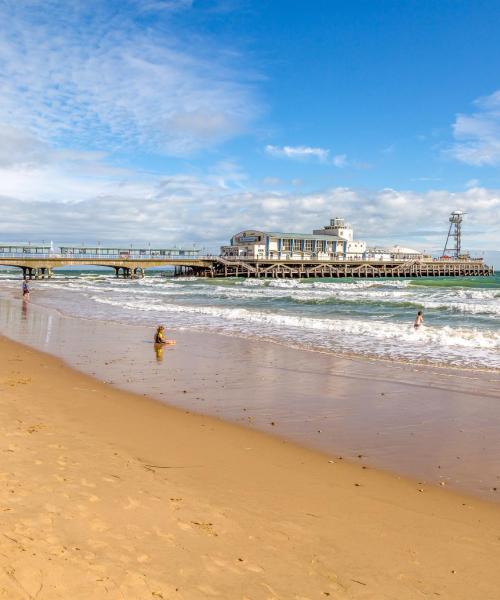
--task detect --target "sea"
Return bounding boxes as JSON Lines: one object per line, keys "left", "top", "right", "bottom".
{"left": 1, "top": 268, "right": 499, "bottom": 371}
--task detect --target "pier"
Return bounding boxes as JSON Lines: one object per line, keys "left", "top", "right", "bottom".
{"left": 0, "top": 254, "right": 493, "bottom": 279}
{"left": 195, "top": 256, "right": 494, "bottom": 278}
{"left": 0, "top": 255, "right": 212, "bottom": 279}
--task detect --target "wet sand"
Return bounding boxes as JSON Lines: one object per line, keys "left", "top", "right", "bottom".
{"left": 1, "top": 294, "right": 500, "bottom": 500}
{"left": 2, "top": 333, "right": 500, "bottom": 599}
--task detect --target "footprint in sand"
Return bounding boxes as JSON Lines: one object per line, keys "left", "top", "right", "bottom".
{"left": 191, "top": 521, "right": 218, "bottom": 536}
{"left": 123, "top": 497, "right": 140, "bottom": 510}
{"left": 81, "top": 478, "right": 97, "bottom": 488}
{"left": 101, "top": 475, "right": 119, "bottom": 483}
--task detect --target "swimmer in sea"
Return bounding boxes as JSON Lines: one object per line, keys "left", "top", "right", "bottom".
{"left": 22, "top": 280, "right": 30, "bottom": 300}
{"left": 154, "top": 325, "right": 176, "bottom": 345}
{"left": 414, "top": 310, "right": 424, "bottom": 330}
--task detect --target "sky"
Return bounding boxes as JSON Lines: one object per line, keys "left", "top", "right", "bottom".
{"left": 0, "top": 0, "right": 500, "bottom": 253}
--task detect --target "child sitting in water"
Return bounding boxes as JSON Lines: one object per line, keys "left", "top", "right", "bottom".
{"left": 154, "top": 325, "right": 175, "bottom": 345}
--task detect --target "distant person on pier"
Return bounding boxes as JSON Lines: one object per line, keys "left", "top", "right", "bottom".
{"left": 414, "top": 310, "right": 424, "bottom": 330}
{"left": 154, "top": 325, "right": 175, "bottom": 346}
{"left": 22, "top": 281, "right": 30, "bottom": 300}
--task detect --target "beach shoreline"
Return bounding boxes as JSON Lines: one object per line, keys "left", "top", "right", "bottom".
{"left": 1, "top": 270, "right": 498, "bottom": 371}
{"left": 1, "top": 290, "right": 500, "bottom": 501}
{"left": 2, "top": 332, "right": 500, "bottom": 598}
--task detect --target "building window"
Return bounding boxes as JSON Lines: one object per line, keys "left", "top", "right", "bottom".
{"left": 304, "top": 240, "right": 313, "bottom": 252}
{"left": 282, "top": 239, "right": 292, "bottom": 252}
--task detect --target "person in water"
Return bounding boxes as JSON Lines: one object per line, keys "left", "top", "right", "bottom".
{"left": 22, "top": 280, "right": 30, "bottom": 300}
{"left": 154, "top": 325, "right": 175, "bottom": 345}
{"left": 414, "top": 310, "right": 424, "bottom": 329}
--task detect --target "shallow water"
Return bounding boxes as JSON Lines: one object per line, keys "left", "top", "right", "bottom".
{"left": 1, "top": 291, "right": 500, "bottom": 501}
{"left": 1, "top": 269, "right": 498, "bottom": 369}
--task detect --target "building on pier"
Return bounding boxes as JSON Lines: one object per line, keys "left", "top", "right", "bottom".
{"left": 222, "top": 217, "right": 367, "bottom": 260}
{"left": 221, "top": 218, "right": 429, "bottom": 262}
{"left": 58, "top": 246, "right": 199, "bottom": 258}
{"left": 0, "top": 243, "right": 52, "bottom": 257}
{"left": 0, "top": 244, "right": 199, "bottom": 259}
{"left": 364, "top": 245, "right": 424, "bottom": 260}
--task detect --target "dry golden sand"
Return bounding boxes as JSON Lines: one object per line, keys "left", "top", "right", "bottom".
{"left": 1, "top": 335, "right": 500, "bottom": 599}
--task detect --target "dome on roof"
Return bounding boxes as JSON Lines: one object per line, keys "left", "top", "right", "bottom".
{"left": 389, "top": 245, "right": 421, "bottom": 254}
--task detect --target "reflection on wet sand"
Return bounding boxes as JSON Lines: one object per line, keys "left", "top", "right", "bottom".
{"left": 154, "top": 343, "right": 165, "bottom": 362}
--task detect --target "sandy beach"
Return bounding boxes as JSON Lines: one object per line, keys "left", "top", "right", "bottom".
{"left": 1, "top": 291, "right": 500, "bottom": 500}
{"left": 1, "top": 0, "right": 499, "bottom": 596}
{"left": 2, "top": 332, "right": 500, "bottom": 599}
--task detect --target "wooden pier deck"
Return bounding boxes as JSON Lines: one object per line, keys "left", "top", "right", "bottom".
{"left": 0, "top": 255, "right": 493, "bottom": 279}
{"left": 203, "top": 257, "right": 494, "bottom": 278}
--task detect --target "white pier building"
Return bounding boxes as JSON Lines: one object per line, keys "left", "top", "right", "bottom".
{"left": 222, "top": 217, "right": 426, "bottom": 262}
{"left": 222, "top": 218, "right": 367, "bottom": 260}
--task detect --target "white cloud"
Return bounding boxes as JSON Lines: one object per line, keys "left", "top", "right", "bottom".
{"left": 332, "top": 154, "right": 348, "bottom": 168}
{"left": 0, "top": 1, "right": 259, "bottom": 156}
{"left": 465, "top": 179, "right": 480, "bottom": 189}
{"left": 265, "top": 145, "right": 350, "bottom": 167}
{"left": 1, "top": 159, "right": 499, "bottom": 251}
{"left": 265, "top": 145, "right": 330, "bottom": 162}
{"left": 133, "top": 0, "right": 193, "bottom": 11}
{"left": 448, "top": 90, "right": 500, "bottom": 166}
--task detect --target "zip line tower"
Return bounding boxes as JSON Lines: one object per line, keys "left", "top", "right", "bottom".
{"left": 442, "top": 210, "right": 465, "bottom": 258}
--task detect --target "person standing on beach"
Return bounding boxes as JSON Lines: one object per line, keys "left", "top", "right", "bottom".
{"left": 22, "top": 280, "right": 30, "bottom": 300}
{"left": 414, "top": 310, "right": 424, "bottom": 329}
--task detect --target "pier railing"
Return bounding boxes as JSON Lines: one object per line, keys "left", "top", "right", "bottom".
{"left": 0, "top": 252, "right": 199, "bottom": 260}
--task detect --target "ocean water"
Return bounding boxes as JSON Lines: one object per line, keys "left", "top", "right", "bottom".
{"left": 1, "top": 269, "right": 499, "bottom": 370}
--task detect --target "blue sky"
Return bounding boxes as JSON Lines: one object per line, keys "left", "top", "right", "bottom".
{"left": 0, "top": 0, "right": 499, "bottom": 251}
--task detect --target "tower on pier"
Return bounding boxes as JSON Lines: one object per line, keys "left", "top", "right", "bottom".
{"left": 442, "top": 210, "right": 465, "bottom": 258}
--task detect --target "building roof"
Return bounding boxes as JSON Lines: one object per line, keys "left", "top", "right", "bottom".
{"left": 59, "top": 246, "right": 197, "bottom": 252}
{"left": 0, "top": 243, "right": 51, "bottom": 248}
{"left": 367, "top": 246, "right": 421, "bottom": 254}
{"left": 270, "top": 233, "right": 344, "bottom": 241}
{"left": 249, "top": 231, "right": 344, "bottom": 241}
{"left": 388, "top": 245, "right": 421, "bottom": 254}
